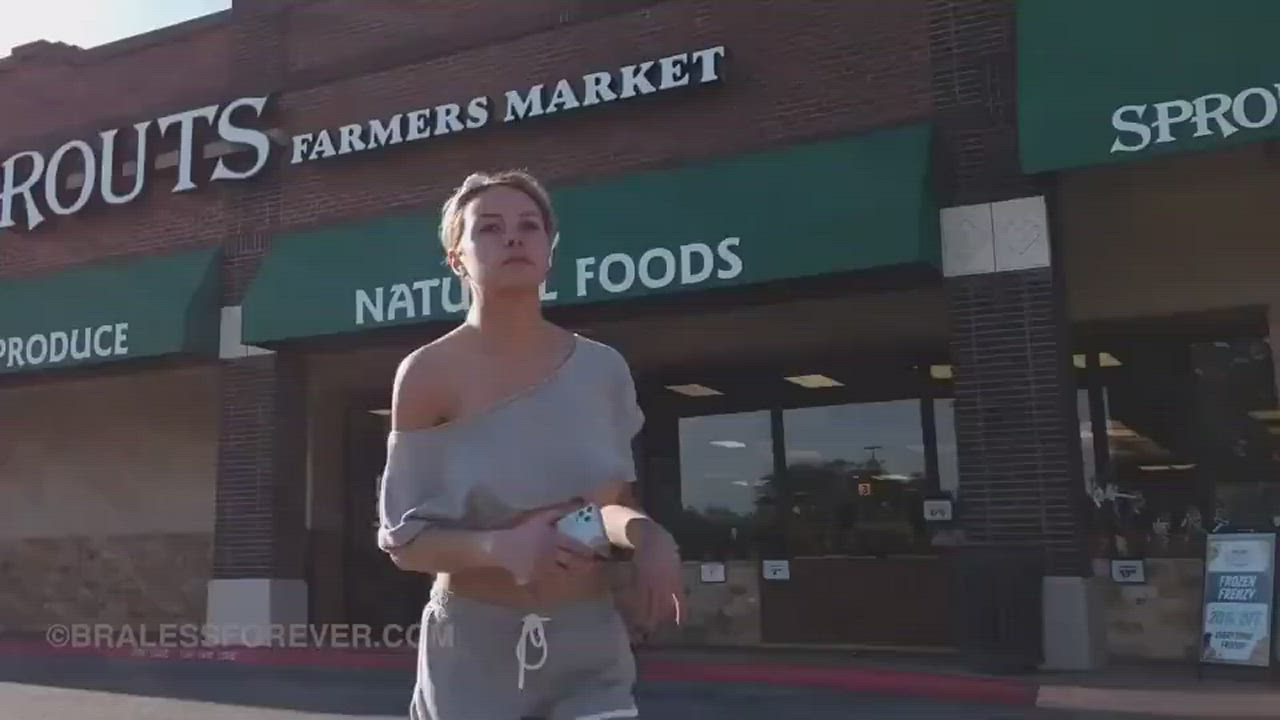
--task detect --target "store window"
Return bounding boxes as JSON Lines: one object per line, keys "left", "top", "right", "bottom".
{"left": 780, "top": 401, "right": 932, "bottom": 557}
{"left": 1082, "top": 336, "right": 1280, "bottom": 560}
{"left": 676, "top": 411, "right": 775, "bottom": 561}
{"left": 673, "top": 396, "right": 945, "bottom": 562}
{"left": 1191, "top": 338, "right": 1280, "bottom": 533}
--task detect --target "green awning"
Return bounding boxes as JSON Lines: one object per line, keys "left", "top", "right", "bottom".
{"left": 0, "top": 246, "right": 221, "bottom": 375}
{"left": 1018, "top": 0, "right": 1280, "bottom": 173}
{"left": 241, "top": 122, "right": 938, "bottom": 345}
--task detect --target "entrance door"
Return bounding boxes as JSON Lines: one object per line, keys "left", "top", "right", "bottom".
{"left": 342, "top": 406, "right": 431, "bottom": 633}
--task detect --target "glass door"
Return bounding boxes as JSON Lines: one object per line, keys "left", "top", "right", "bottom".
{"left": 341, "top": 405, "right": 431, "bottom": 633}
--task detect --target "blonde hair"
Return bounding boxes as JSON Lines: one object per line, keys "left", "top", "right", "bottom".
{"left": 438, "top": 170, "right": 558, "bottom": 255}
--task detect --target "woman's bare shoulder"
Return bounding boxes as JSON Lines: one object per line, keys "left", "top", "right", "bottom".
{"left": 390, "top": 335, "right": 465, "bottom": 431}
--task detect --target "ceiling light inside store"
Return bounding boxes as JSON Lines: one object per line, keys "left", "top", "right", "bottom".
{"left": 1106, "top": 420, "right": 1138, "bottom": 439}
{"left": 710, "top": 440, "right": 746, "bottom": 448}
{"left": 930, "top": 365, "right": 953, "bottom": 380}
{"left": 785, "top": 374, "right": 843, "bottom": 388}
{"left": 667, "top": 384, "right": 723, "bottom": 397}
{"left": 1249, "top": 409, "right": 1280, "bottom": 421}
{"left": 369, "top": 409, "right": 390, "bottom": 416}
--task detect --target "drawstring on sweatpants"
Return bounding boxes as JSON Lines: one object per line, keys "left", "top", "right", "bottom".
{"left": 515, "top": 613, "right": 551, "bottom": 690}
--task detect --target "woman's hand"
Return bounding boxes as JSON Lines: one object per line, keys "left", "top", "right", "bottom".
{"left": 487, "top": 506, "right": 598, "bottom": 585}
{"left": 629, "top": 520, "right": 685, "bottom": 633}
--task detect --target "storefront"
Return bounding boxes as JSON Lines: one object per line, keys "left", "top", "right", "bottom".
{"left": 1017, "top": 0, "right": 1280, "bottom": 665}
{"left": 2, "top": 1, "right": 1098, "bottom": 667}
{"left": 0, "top": 248, "right": 223, "bottom": 631}
{"left": 237, "top": 119, "right": 956, "bottom": 647}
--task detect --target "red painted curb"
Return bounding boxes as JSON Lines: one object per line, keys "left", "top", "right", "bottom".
{"left": 0, "top": 639, "right": 1037, "bottom": 706}
{"left": 0, "top": 639, "right": 414, "bottom": 670}
{"left": 638, "top": 660, "right": 1037, "bottom": 707}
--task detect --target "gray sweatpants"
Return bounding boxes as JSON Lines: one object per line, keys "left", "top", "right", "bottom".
{"left": 408, "top": 591, "right": 639, "bottom": 720}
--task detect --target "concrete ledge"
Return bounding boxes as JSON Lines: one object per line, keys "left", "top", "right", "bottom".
{"left": 1042, "top": 575, "right": 1108, "bottom": 671}
{"left": 205, "top": 578, "right": 307, "bottom": 646}
{"left": 1036, "top": 685, "right": 1280, "bottom": 719}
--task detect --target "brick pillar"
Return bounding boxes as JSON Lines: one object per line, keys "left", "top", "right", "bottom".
{"left": 205, "top": 343, "right": 309, "bottom": 638}
{"left": 941, "top": 196, "right": 1106, "bottom": 671}
{"left": 200, "top": 3, "right": 309, "bottom": 640}
{"left": 946, "top": 252, "right": 1086, "bottom": 573}
{"left": 212, "top": 353, "right": 307, "bottom": 580}
{"left": 930, "top": 0, "right": 1106, "bottom": 671}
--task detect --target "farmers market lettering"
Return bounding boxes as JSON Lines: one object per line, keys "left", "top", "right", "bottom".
{"left": 0, "top": 46, "right": 726, "bottom": 232}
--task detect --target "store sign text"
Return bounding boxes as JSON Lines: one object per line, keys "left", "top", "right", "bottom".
{"left": 0, "top": 45, "right": 727, "bottom": 232}
{"left": 1111, "top": 82, "right": 1280, "bottom": 154}
{"left": 354, "top": 237, "right": 743, "bottom": 326}
{"left": 1, "top": 323, "right": 129, "bottom": 369}
{"left": 289, "top": 46, "right": 726, "bottom": 165}
{"left": 0, "top": 98, "right": 272, "bottom": 232}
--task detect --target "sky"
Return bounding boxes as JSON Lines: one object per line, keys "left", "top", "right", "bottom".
{"left": 0, "top": 0, "right": 232, "bottom": 57}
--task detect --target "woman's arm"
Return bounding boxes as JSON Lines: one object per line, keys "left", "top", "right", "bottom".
{"left": 599, "top": 481, "right": 671, "bottom": 552}
{"left": 381, "top": 345, "right": 504, "bottom": 574}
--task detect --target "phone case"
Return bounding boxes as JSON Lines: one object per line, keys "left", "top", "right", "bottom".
{"left": 555, "top": 503, "right": 611, "bottom": 556}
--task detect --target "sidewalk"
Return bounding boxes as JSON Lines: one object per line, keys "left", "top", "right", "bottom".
{"left": 2, "top": 636, "right": 1277, "bottom": 718}
{"left": 637, "top": 646, "right": 1280, "bottom": 718}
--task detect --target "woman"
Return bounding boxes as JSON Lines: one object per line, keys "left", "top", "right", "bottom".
{"left": 377, "top": 170, "right": 685, "bottom": 720}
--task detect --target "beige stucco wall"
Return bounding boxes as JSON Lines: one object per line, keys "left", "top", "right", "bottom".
{"left": 1060, "top": 141, "right": 1280, "bottom": 323}
{"left": 0, "top": 363, "right": 218, "bottom": 630}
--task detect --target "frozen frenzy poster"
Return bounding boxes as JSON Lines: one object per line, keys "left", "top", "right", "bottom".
{"left": 1200, "top": 533, "right": 1275, "bottom": 667}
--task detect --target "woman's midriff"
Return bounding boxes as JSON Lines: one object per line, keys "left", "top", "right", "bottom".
{"left": 441, "top": 565, "right": 613, "bottom": 608}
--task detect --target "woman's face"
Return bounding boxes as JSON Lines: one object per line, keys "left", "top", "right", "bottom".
{"left": 451, "top": 185, "right": 552, "bottom": 292}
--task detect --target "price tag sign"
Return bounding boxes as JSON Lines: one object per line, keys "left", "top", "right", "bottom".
{"left": 1111, "top": 559, "right": 1146, "bottom": 584}
{"left": 762, "top": 559, "right": 790, "bottom": 581}
{"left": 922, "top": 499, "right": 953, "bottom": 522}
{"left": 700, "top": 562, "right": 726, "bottom": 583}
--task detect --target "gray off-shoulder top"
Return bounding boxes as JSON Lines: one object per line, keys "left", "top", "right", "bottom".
{"left": 376, "top": 334, "right": 644, "bottom": 558}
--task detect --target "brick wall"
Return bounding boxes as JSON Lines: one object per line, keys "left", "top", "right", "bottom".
{"left": 0, "top": 14, "right": 236, "bottom": 278}
{"left": 2, "top": 0, "right": 936, "bottom": 280}
{"left": 928, "top": 0, "right": 1040, "bottom": 205}
{"left": 281, "top": 0, "right": 658, "bottom": 83}
{"left": 269, "top": 0, "right": 933, "bottom": 233}
{"left": 947, "top": 269, "right": 1088, "bottom": 575}
{"left": 0, "top": 20, "right": 231, "bottom": 149}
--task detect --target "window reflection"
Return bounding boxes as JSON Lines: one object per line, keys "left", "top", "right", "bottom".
{"left": 677, "top": 411, "right": 774, "bottom": 561}
{"left": 780, "top": 401, "right": 931, "bottom": 558}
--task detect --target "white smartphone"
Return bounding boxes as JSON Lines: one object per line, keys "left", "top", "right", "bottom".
{"left": 554, "top": 502, "right": 611, "bottom": 557}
